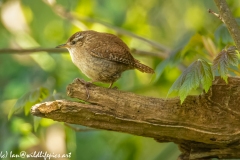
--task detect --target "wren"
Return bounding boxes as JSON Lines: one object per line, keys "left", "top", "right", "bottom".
{"left": 56, "top": 30, "right": 154, "bottom": 96}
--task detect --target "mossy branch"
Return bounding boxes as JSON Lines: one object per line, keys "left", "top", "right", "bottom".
{"left": 31, "top": 77, "right": 240, "bottom": 159}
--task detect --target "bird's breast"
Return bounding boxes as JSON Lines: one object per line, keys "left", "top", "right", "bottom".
{"left": 68, "top": 48, "right": 131, "bottom": 82}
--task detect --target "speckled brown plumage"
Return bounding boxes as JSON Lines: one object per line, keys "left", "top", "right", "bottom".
{"left": 57, "top": 30, "right": 154, "bottom": 88}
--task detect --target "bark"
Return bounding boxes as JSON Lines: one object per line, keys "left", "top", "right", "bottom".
{"left": 31, "top": 77, "right": 240, "bottom": 159}
{"left": 214, "top": 0, "right": 240, "bottom": 51}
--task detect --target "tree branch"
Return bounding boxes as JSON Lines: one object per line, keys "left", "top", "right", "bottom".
{"left": 214, "top": 0, "right": 240, "bottom": 50}
{"left": 208, "top": 9, "right": 224, "bottom": 22}
{"left": 131, "top": 48, "right": 168, "bottom": 59}
{"left": 0, "top": 48, "right": 67, "bottom": 54}
{"left": 0, "top": 47, "right": 166, "bottom": 59}
{"left": 31, "top": 77, "right": 240, "bottom": 159}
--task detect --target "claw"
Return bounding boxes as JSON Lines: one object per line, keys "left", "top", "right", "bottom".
{"left": 112, "top": 86, "right": 118, "bottom": 89}
{"left": 75, "top": 78, "right": 91, "bottom": 100}
{"left": 108, "top": 82, "right": 114, "bottom": 88}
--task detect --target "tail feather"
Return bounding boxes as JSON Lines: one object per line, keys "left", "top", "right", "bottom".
{"left": 134, "top": 61, "right": 154, "bottom": 74}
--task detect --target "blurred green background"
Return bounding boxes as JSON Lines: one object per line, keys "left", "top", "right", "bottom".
{"left": 0, "top": 0, "right": 239, "bottom": 159}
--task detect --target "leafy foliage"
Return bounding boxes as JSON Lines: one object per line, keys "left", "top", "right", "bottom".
{"left": 215, "top": 18, "right": 240, "bottom": 47}
{"left": 168, "top": 46, "right": 239, "bottom": 103}
{"left": 214, "top": 24, "right": 234, "bottom": 47}
{"left": 212, "top": 46, "right": 239, "bottom": 83}
{"left": 168, "top": 59, "right": 213, "bottom": 103}
{"left": 8, "top": 87, "right": 49, "bottom": 119}
{"left": 33, "top": 116, "right": 42, "bottom": 132}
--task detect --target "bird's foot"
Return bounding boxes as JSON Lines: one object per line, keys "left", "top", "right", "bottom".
{"left": 108, "top": 82, "right": 118, "bottom": 89}
{"left": 112, "top": 86, "right": 118, "bottom": 89}
{"left": 74, "top": 78, "right": 91, "bottom": 100}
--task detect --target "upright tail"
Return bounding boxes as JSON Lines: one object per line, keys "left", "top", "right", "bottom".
{"left": 134, "top": 60, "right": 155, "bottom": 74}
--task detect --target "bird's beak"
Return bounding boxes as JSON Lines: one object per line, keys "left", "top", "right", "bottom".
{"left": 56, "top": 43, "right": 68, "bottom": 48}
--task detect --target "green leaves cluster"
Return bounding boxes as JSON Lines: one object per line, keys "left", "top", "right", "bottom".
{"left": 168, "top": 46, "right": 239, "bottom": 103}
{"left": 8, "top": 87, "right": 49, "bottom": 119}
{"left": 213, "top": 46, "right": 239, "bottom": 82}
{"left": 168, "top": 59, "right": 213, "bottom": 102}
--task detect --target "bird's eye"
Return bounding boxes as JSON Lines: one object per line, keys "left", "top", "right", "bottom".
{"left": 71, "top": 41, "right": 76, "bottom": 45}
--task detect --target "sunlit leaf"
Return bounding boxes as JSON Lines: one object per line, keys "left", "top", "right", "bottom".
{"left": 154, "top": 59, "right": 169, "bottom": 82}
{"left": 8, "top": 87, "right": 49, "bottom": 119}
{"left": 202, "top": 36, "right": 217, "bottom": 58}
{"left": 33, "top": 116, "right": 42, "bottom": 132}
{"left": 24, "top": 87, "right": 49, "bottom": 115}
{"left": 200, "top": 60, "right": 213, "bottom": 92}
{"left": 168, "top": 59, "right": 213, "bottom": 103}
{"left": 212, "top": 46, "right": 239, "bottom": 83}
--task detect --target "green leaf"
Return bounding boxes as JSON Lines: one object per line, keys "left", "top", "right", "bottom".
{"left": 153, "top": 59, "right": 169, "bottom": 83}
{"left": 214, "top": 24, "right": 233, "bottom": 46}
{"left": 200, "top": 60, "right": 213, "bottom": 92}
{"left": 212, "top": 46, "right": 239, "bottom": 83}
{"left": 33, "top": 116, "right": 42, "bottom": 132}
{"left": 168, "top": 59, "right": 213, "bottom": 103}
{"left": 153, "top": 32, "right": 195, "bottom": 83}
{"left": 215, "top": 18, "right": 240, "bottom": 47}
{"left": 24, "top": 87, "right": 49, "bottom": 115}
{"left": 8, "top": 87, "right": 49, "bottom": 119}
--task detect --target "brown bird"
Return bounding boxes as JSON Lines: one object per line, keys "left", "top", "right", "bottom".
{"left": 57, "top": 30, "right": 154, "bottom": 98}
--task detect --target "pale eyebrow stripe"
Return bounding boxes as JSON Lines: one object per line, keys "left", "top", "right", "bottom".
{"left": 73, "top": 35, "right": 84, "bottom": 42}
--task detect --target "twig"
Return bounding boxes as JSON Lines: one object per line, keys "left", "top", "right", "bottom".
{"left": 131, "top": 48, "right": 167, "bottom": 59}
{"left": 0, "top": 48, "right": 67, "bottom": 54}
{"left": 77, "top": 15, "right": 170, "bottom": 52}
{"left": 0, "top": 48, "right": 167, "bottom": 59}
{"left": 42, "top": 0, "right": 170, "bottom": 54}
{"left": 208, "top": 9, "right": 224, "bottom": 22}
{"left": 214, "top": 0, "right": 240, "bottom": 51}
{"left": 42, "top": 0, "right": 88, "bottom": 31}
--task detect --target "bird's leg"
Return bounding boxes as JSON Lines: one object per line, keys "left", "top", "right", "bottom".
{"left": 108, "top": 82, "right": 118, "bottom": 89}
{"left": 108, "top": 82, "right": 113, "bottom": 88}
{"left": 74, "top": 78, "right": 95, "bottom": 100}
